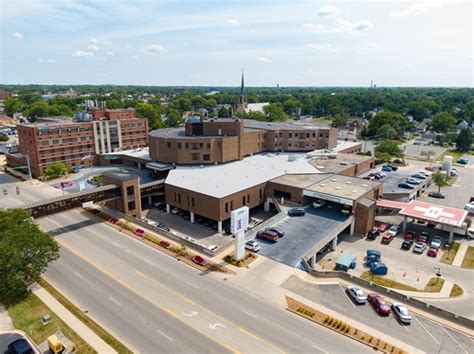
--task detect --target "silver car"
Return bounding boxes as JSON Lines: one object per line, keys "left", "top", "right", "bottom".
{"left": 391, "top": 303, "right": 412, "bottom": 324}
{"left": 347, "top": 285, "right": 368, "bottom": 304}
{"left": 430, "top": 236, "right": 443, "bottom": 249}
{"left": 413, "top": 242, "right": 427, "bottom": 254}
{"left": 245, "top": 240, "right": 260, "bottom": 252}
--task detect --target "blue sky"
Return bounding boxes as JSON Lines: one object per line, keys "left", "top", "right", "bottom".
{"left": 1, "top": 0, "right": 472, "bottom": 87}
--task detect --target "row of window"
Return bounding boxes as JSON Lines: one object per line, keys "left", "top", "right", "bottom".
{"left": 224, "top": 189, "right": 264, "bottom": 213}
{"left": 39, "top": 136, "right": 91, "bottom": 146}
{"left": 173, "top": 192, "right": 196, "bottom": 207}
{"left": 37, "top": 127, "right": 91, "bottom": 136}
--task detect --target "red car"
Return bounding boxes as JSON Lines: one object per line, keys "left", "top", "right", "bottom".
{"left": 427, "top": 247, "right": 439, "bottom": 257}
{"left": 160, "top": 240, "right": 172, "bottom": 249}
{"left": 133, "top": 228, "right": 145, "bottom": 237}
{"left": 368, "top": 293, "right": 391, "bottom": 315}
{"left": 404, "top": 231, "right": 416, "bottom": 240}
{"left": 192, "top": 255, "right": 208, "bottom": 266}
{"left": 381, "top": 233, "right": 394, "bottom": 244}
{"left": 109, "top": 217, "right": 119, "bottom": 224}
{"left": 378, "top": 223, "right": 389, "bottom": 233}
{"left": 363, "top": 175, "right": 375, "bottom": 181}
{"left": 417, "top": 235, "right": 428, "bottom": 244}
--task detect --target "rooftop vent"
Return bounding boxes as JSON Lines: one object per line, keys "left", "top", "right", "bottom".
{"left": 362, "top": 184, "right": 367, "bottom": 187}
{"left": 316, "top": 166, "right": 325, "bottom": 169}
{"left": 346, "top": 181, "right": 352, "bottom": 185}
{"left": 335, "top": 186, "right": 341, "bottom": 190}
{"left": 319, "top": 183, "right": 326, "bottom": 187}
{"left": 330, "top": 178, "right": 337, "bottom": 182}
{"left": 352, "top": 190, "right": 357, "bottom": 193}
{"left": 340, "top": 161, "right": 348, "bottom": 166}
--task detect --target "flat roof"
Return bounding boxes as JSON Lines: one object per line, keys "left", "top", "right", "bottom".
{"left": 101, "top": 147, "right": 151, "bottom": 161}
{"left": 333, "top": 140, "right": 363, "bottom": 152}
{"left": 304, "top": 174, "right": 381, "bottom": 201}
{"left": 243, "top": 119, "right": 331, "bottom": 131}
{"left": 165, "top": 152, "right": 321, "bottom": 198}
{"left": 309, "top": 153, "right": 373, "bottom": 174}
{"left": 269, "top": 173, "right": 332, "bottom": 189}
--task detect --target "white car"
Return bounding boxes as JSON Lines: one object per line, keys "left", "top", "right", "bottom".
{"left": 417, "top": 171, "right": 429, "bottom": 177}
{"left": 391, "top": 303, "right": 412, "bottom": 324}
{"left": 388, "top": 225, "right": 400, "bottom": 236}
{"left": 465, "top": 202, "right": 474, "bottom": 214}
{"left": 406, "top": 177, "right": 422, "bottom": 185}
{"left": 312, "top": 199, "right": 326, "bottom": 208}
{"left": 346, "top": 286, "right": 368, "bottom": 304}
{"left": 430, "top": 236, "right": 443, "bottom": 249}
{"left": 245, "top": 240, "right": 260, "bottom": 252}
{"left": 413, "top": 242, "right": 427, "bottom": 254}
{"left": 450, "top": 169, "right": 458, "bottom": 176}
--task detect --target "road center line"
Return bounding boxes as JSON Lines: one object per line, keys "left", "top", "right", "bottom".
{"left": 240, "top": 309, "right": 258, "bottom": 319}
{"left": 158, "top": 330, "right": 174, "bottom": 342}
{"left": 73, "top": 271, "right": 83, "bottom": 279}
{"left": 439, "top": 325, "right": 468, "bottom": 354}
{"left": 311, "top": 343, "right": 329, "bottom": 354}
{"left": 109, "top": 297, "right": 122, "bottom": 306}
{"left": 185, "top": 281, "right": 199, "bottom": 289}
{"left": 413, "top": 316, "right": 439, "bottom": 345}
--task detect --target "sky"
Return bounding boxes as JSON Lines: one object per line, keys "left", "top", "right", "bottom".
{"left": 1, "top": 0, "right": 473, "bottom": 87}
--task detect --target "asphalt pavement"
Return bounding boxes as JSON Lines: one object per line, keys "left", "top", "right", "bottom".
{"left": 39, "top": 209, "right": 370, "bottom": 353}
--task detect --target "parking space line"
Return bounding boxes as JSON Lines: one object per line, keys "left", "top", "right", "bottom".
{"left": 240, "top": 309, "right": 258, "bottom": 319}
{"left": 338, "top": 284, "right": 356, "bottom": 308}
{"left": 158, "top": 330, "right": 174, "bottom": 342}
{"left": 413, "top": 316, "right": 439, "bottom": 345}
{"left": 439, "top": 325, "right": 468, "bottom": 354}
{"left": 109, "top": 296, "right": 122, "bottom": 306}
{"left": 311, "top": 343, "right": 329, "bottom": 354}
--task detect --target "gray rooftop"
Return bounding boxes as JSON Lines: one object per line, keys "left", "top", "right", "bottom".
{"left": 243, "top": 119, "right": 332, "bottom": 131}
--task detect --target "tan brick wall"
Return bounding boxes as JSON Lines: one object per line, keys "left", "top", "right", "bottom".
{"left": 265, "top": 182, "right": 305, "bottom": 204}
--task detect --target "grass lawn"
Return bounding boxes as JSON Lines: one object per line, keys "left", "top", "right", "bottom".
{"left": 38, "top": 279, "right": 132, "bottom": 354}
{"left": 424, "top": 277, "right": 445, "bottom": 292}
{"left": 8, "top": 293, "right": 95, "bottom": 353}
{"left": 461, "top": 246, "right": 474, "bottom": 269}
{"left": 360, "top": 272, "right": 418, "bottom": 291}
{"left": 441, "top": 242, "right": 460, "bottom": 265}
{"left": 450, "top": 284, "right": 464, "bottom": 297}
{"left": 436, "top": 150, "right": 472, "bottom": 163}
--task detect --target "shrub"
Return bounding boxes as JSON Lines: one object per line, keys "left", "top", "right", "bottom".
{"left": 344, "top": 327, "right": 350, "bottom": 333}
{"left": 323, "top": 316, "right": 329, "bottom": 324}
{"left": 368, "top": 337, "right": 373, "bottom": 343}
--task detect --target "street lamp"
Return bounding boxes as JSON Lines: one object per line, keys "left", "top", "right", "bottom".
{"left": 434, "top": 266, "right": 441, "bottom": 283}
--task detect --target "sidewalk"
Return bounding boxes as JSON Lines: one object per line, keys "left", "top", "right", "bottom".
{"left": 397, "top": 280, "right": 454, "bottom": 299}
{"left": 0, "top": 305, "right": 13, "bottom": 332}
{"left": 452, "top": 243, "right": 468, "bottom": 267}
{"left": 32, "top": 287, "right": 117, "bottom": 354}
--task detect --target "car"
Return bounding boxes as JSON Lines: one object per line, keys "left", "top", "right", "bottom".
{"left": 378, "top": 223, "right": 389, "bottom": 233}
{"left": 367, "top": 227, "right": 380, "bottom": 240}
{"left": 384, "top": 164, "right": 398, "bottom": 171}
{"left": 387, "top": 225, "right": 400, "bottom": 236}
{"left": 192, "top": 255, "right": 208, "bottom": 266}
{"left": 417, "top": 171, "right": 429, "bottom": 177}
{"left": 376, "top": 171, "right": 386, "bottom": 178}
{"left": 149, "top": 221, "right": 159, "bottom": 227}
{"left": 418, "top": 232, "right": 429, "bottom": 243}
{"left": 245, "top": 240, "right": 260, "bottom": 252}
{"left": 413, "top": 242, "right": 427, "bottom": 253}
{"left": 7, "top": 338, "right": 34, "bottom": 354}
{"left": 346, "top": 286, "right": 368, "bottom": 304}
{"left": 391, "top": 303, "right": 412, "bottom": 324}
{"left": 363, "top": 175, "right": 375, "bottom": 181}
{"left": 133, "top": 228, "right": 145, "bottom": 237}
{"left": 171, "top": 207, "right": 179, "bottom": 214}
{"left": 427, "top": 247, "right": 439, "bottom": 257}
{"left": 312, "top": 199, "right": 326, "bottom": 208}
{"left": 406, "top": 177, "right": 422, "bottom": 185}
{"left": 430, "top": 236, "right": 443, "bottom": 249}
{"left": 465, "top": 202, "right": 474, "bottom": 214}
{"left": 401, "top": 239, "right": 414, "bottom": 250}
{"left": 404, "top": 231, "right": 416, "bottom": 240}
{"left": 341, "top": 205, "right": 352, "bottom": 215}
{"left": 368, "top": 293, "right": 391, "bottom": 315}
{"left": 256, "top": 230, "right": 279, "bottom": 242}
{"left": 398, "top": 183, "right": 415, "bottom": 189}
{"left": 457, "top": 158, "right": 468, "bottom": 165}
{"left": 288, "top": 208, "right": 306, "bottom": 217}
{"left": 265, "top": 227, "right": 285, "bottom": 237}
{"left": 411, "top": 173, "right": 427, "bottom": 180}
{"left": 428, "top": 191, "right": 445, "bottom": 199}
{"left": 450, "top": 169, "right": 458, "bottom": 177}
{"left": 381, "top": 233, "right": 394, "bottom": 244}
{"left": 109, "top": 216, "right": 119, "bottom": 224}
{"left": 160, "top": 240, "right": 172, "bottom": 249}
{"left": 369, "top": 173, "right": 383, "bottom": 180}
{"left": 382, "top": 166, "right": 393, "bottom": 172}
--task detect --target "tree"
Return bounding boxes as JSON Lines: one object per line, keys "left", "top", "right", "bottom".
{"left": 366, "top": 111, "right": 411, "bottom": 138}
{"left": 0, "top": 133, "right": 8, "bottom": 143}
{"left": 375, "top": 140, "right": 404, "bottom": 158}
{"left": 25, "top": 100, "right": 49, "bottom": 121}
{"left": 420, "top": 150, "right": 436, "bottom": 166}
{"left": 331, "top": 113, "right": 349, "bottom": 127}
{"left": 135, "top": 102, "right": 161, "bottom": 129}
{"left": 376, "top": 124, "right": 398, "bottom": 140}
{"left": 44, "top": 163, "right": 68, "bottom": 177}
{"left": 374, "top": 152, "right": 392, "bottom": 163}
{"left": 0, "top": 209, "right": 59, "bottom": 304}
{"left": 3, "top": 97, "right": 23, "bottom": 116}
{"left": 163, "top": 109, "right": 183, "bottom": 128}
{"left": 218, "top": 107, "right": 231, "bottom": 118}
{"left": 455, "top": 128, "right": 473, "bottom": 152}
{"left": 431, "top": 112, "right": 456, "bottom": 133}
{"left": 263, "top": 103, "right": 288, "bottom": 122}
{"left": 433, "top": 172, "right": 450, "bottom": 193}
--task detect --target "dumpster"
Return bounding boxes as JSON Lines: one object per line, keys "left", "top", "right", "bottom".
{"left": 366, "top": 249, "right": 381, "bottom": 258}
{"left": 370, "top": 262, "right": 388, "bottom": 275}
{"left": 365, "top": 254, "right": 380, "bottom": 265}
{"left": 335, "top": 254, "right": 357, "bottom": 271}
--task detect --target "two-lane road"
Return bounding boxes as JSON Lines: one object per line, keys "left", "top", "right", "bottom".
{"left": 40, "top": 209, "right": 370, "bottom": 353}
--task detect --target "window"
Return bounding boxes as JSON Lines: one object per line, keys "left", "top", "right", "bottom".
{"left": 319, "top": 133, "right": 323, "bottom": 137}
{"left": 306, "top": 133, "right": 309, "bottom": 138}
{"left": 191, "top": 153, "right": 199, "bottom": 161}
{"left": 243, "top": 196, "right": 246, "bottom": 205}
{"left": 167, "top": 142, "right": 171, "bottom": 148}
{"left": 295, "top": 133, "right": 298, "bottom": 138}
{"left": 225, "top": 202, "right": 229, "bottom": 213}
{"left": 178, "top": 143, "right": 182, "bottom": 149}
{"left": 230, "top": 201, "right": 233, "bottom": 210}
{"left": 259, "top": 189, "right": 263, "bottom": 198}
{"left": 127, "top": 186, "right": 134, "bottom": 195}
{"left": 128, "top": 201, "right": 135, "bottom": 210}
{"left": 247, "top": 195, "right": 250, "bottom": 203}
{"left": 185, "top": 143, "right": 189, "bottom": 149}
{"left": 207, "top": 143, "right": 211, "bottom": 149}
{"left": 178, "top": 193, "right": 181, "bottom": 203}
{"left": 192, "top": 197, "right": 195, "bottom": 207}
{"left": 173, "top": 192, "right": 177, "bottom": 202}
{"left": 200, "top": 143, "right": 203, "bottom": 148}
{"left": 203, "top": 154, "right": 210, "bottom": 161}
{"left": 312, "top": 133, "right": 316, "bottom": 138}
{"left": 187, "top": 196, "right": 190, "bottom": 206}
{"left": 289, "top": 133, "right": 292, "bottom": 138}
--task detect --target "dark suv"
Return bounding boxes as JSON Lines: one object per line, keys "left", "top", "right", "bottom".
{"left": 367, "top": 227, "right": 380, "bottom": 240}
{"left": 288, "top": 208, "right": 305, "bottom": 217}
{"left": 256, "top": 230, "right": 279, "bottom": 242}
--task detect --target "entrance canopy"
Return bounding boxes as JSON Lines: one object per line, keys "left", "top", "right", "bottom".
{"left": 376, "top": 199, "right": 467, "bottom": 228}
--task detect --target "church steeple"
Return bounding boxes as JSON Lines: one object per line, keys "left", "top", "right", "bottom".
{"left": 237, "top": 69, "right": 247, "bottom": 113}
{"left": 240, "top": 69, "right": 245, "bottom": 95}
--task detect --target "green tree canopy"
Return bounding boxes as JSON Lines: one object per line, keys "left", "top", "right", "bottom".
{"left": 263, "top": 103, "right": 289, "bottom": 122}
{"left": 375, "top": 139, "right": 404, "bottom": 158}
{"left": 431, "top": 112, "right": 456, "bottom": 133}
{"left": 432, "top": 172, "right": 451, "bottom": 193}
{"left": 455, "top": 128, "right": 473, "bottom": 152}
{"left": 366, "top": 111, "right": 411, "bottom": 138}
{"left": 163, "top": 109, "right": 183, "bottom": 128}
{"left": 44, "top": 162, "right": 68, "bottom": 177}
{"left": 376, "top": 124, "right": 399, "bottom": 140}
{"left": 331, "top": 113, "right": 349, "bottom": 127}
{"left": 3, "top": 97, "right": 24, "bottom": 116}
{"left": 0, "top": 133, "right": 9, "bottom": 142}
{"left": 218, "top": 107, "right": 231, "bottom": 118}
{"left": 24, "top": 100, "right": 49, "bottom": 121}
{"left": 135, "top": 102, "right": 162, "bottom": 129}
{"left": 0, "top": 209, "right": 59, "bottom": 304}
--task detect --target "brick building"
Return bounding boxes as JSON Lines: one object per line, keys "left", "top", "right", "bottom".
{"left": 7, "top": 109, "right": 148, "bottom": 176}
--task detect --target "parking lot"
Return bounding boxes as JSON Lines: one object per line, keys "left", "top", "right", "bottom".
{"left": 257, "top": 204, "right": 352, "bottom": 267}
{"left": 282, "top": 276, "right": 473, "bottom": 354}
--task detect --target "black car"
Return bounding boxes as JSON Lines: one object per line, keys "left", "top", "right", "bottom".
{"left": 428, "top": 191, "right": 445, "bottom": 199}
{"left": 288, "top": 208, "right": 305, "bottom": 217}
{"left": 369, "top": 173, "right": 383, "bottom": 180}
{"left": 7, "top": 339, "right": 34, "bottom": 354}
{"left": 265, "top": 227, "right": 285, "bottom": 237}
{"left": 401, "top": 239, "right": 413, "bottom": 250}
{"left": 398, "top": 183, "right": 415, "bottom": 190}
{"left": 384, "top": 164, "right": 398, "bottom": 171}
{"left": 367, "top": 227, "right": 380, "bottom": 240}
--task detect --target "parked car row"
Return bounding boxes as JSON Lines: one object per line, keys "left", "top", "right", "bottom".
{"left": 398, "top": 171, "right": 430, "bottom": 190}
{"left": 141, "top": 217, "right": 171, "bottom": 232}
{"left": 402, "top": 230, "right": 443, "bottom": 257}
{"left": 346, "top": 286, "right": 412, "bottom": 324}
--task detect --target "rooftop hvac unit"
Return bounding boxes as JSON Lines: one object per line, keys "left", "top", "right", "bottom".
{"left": 319, "top": 183, "right": 326, "bottom": 187}
{"left": 346, "top": 181, "right": 352, "bottom": 184}
{"left": 352, "top": 190, "right": 357, "bottom": 193}
{"left": 335, "top": 186, "right": 341, "bottom": 190}
{"left": 362, "top": 184, "right": 367, "bottom": 187}
{"left": 330, "top": 178, "right": 336, "bottom": 182}
{"left": 340, "top": 161, "right": 348, "bottom": 165}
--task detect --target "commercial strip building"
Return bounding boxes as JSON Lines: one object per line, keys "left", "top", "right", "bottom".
{"left": 6, "top": 109, "right": 148, "bottom": 176}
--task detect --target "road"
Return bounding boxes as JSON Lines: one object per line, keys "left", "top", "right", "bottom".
{"left": 39, "top": 209, "right": 370, "bottom": 353}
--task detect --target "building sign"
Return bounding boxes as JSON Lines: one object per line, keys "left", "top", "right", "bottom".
{"left": 231, "top": 206, "right": 249, "bottom": 234}
{"left": 82, "top": 201, "right": 93, "bottom": 208}
{"left": 302, "top": 190, "right": 353, "bottom": 206}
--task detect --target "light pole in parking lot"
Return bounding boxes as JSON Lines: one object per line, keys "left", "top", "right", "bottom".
{"left": 435, "top": 266, "right": 442, "bottom": 284}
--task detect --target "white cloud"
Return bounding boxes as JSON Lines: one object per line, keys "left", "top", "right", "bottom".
{"left": 257, "top": 57, "right": 272, "bottom": 63}
{"left": 304, "top": 23, "right": 328, "bottom": 34}
{"left": 88, "top": 44, "right": 99, "bottom": 51}
{"left": 390, "top": 2, "right": 443, "bottom": 17}
{"left": 71, "top": 50, "right": 95, "bottom": 59}
{"left": 89, "top": 37, "right": 99, "bottom": 44}
{"left": 46, "top": 59, "right": 56, "bottom": 63}
{"left": 317, "top": 5, "right": 341, "bottom": 18}
{"left": 130, "top": 55, "right": 139, "bottom": 60}
{"left": 102, "top": 40, "right": 112, "bottom": 46}
{"left": 225, "top": 18, "right": 240, "bottom": 27}
{"left": 306, "top": 43, "right": 336, "bottom": 52}
{"left": 305, "top": 18, "right": 373, "bottom": 35}
{"left": 439, "top": 44, "right": 456, "bottom": 51}
{"left": 96, "top": 57, "right": 107, "bottom": 61}
{"left": 105, "top": 51, "right": 115, "bottom": 56}
{"left": 37, "top": 58, "right": 56, "bottom": 63}
{"left": 143, "top": 44, "right": 167, "bottom": 56}
{"left": 13, "top": 32, "right": 24, "bottom": 39}
{"left": 367, "top": 42, "right": 377, "bottom": 48}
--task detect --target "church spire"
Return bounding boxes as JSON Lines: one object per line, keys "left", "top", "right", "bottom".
{"left": 236, "top": 69, "right": 247, "bottom": 113}
{"left": 240, "top": 69, "right": 245, "bottom": 95}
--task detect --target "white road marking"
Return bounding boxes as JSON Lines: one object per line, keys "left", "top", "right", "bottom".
{"left": 182, "top": 311, "right": 198, "bottom": 317}
{"left": 158, "top": 330, "right": 173, "bottom": 342}
{"left": 240, "top": 309, "right": 258, "bottom": 319}
{"left": 413, "top": 316, "right": 439, "bottom": 345}
{"left": 311, "top": 343, "right": 329, "bottom": 353}
{"left": 440, "top": 325, "right": 468, "bottom": 354}
{"left": 73, "top": 271, "right": 83, "bottom": 279}
{"left": 209, "top": 323, "right": 226, "bottom": 330}
{"left": 143, "top": 258, "right": 155, "bottom": 266}
{"left": 109, "top": 297, "right": 122, "bottom": 306}
{"left": 185, "top": 281, "right": 199, "bottom": 289}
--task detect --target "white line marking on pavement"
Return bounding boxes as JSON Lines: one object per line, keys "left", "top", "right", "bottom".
{"left": 158, "top": 330, "right": 173, "bottom": 342}
{"left": 413, "top": 316, "right": 439, "bottom": 345}
{"left": 311, "top": 343, "right": 329, "bottom": 353}
{"left": 182, "top": 311, "right": 198, "bottom": 317}
{"left": 240, "top": 309, "right": 258, "bottom": 319}
{"left": 440, "top": 325, "right": 468, "bottom": 354}
{"left": 109, "top": 297, "right": 122, "bottom": 306}
{"left": 73, "top": 271, "right": 83, "bottom": 279}
{"left": 209, "top": 323, "right": 226, "bottom": 330}
{"left": 185, "top": 281, "right": 199, "bottom": 289}
{"left": 143, "top": 258, "right": 155, "bottom": 266}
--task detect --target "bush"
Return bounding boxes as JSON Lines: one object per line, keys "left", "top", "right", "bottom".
{"left": 393, "top": 158, "right": 403, "bottom": 164}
